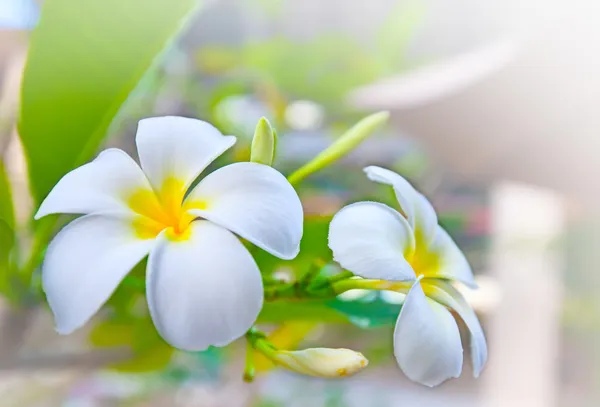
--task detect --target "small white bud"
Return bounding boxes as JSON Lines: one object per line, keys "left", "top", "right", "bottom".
{"left": 273, "top": 347, "right": 368, "bottom": 378}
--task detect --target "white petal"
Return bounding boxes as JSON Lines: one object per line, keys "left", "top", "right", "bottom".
{"left": 35, "top": 149, "right": 150, "bottom": 219}
{"left": 423, "top": 279, "right": 488, "bottom": 378}
{"left": 364, "top": 166, "right": 438, "bottom": 245}
{"left": 42, "top": 214, "right": 155, "bottom": 334}
{"left": 146, "top": 220, "right": 263, "bottom": 351}
{"left": 136, "top": 116, "right": 236, "bottom": 193}
{"left": 425, "top": 226, "right": 477, "bottom": 288}
{"left": 185, "top": 162, "right": 303, "bottom": 259}
{"left": 394, "top": 279, "right": 463, "bottom": 387}
{"left": 328, "top": 201, "right": 416, "bottom": 281}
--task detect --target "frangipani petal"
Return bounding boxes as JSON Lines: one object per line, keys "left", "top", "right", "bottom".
{"left": 35, "top": 149, "right": 150, "bottom": 219}
{"left": 136, "top": 116, "right": 236, "bottom": 194}
{"left": 146, "top": 221, "right": 263, "bottom": 351}
{"left": 423, "top": 279, "right": 488, "bottom": 377}
{"left": 186, "top": 162, "right": 303, "bottom": 260}
{"left": 328, "top": 202, "right": 416, "bottom": 281}
{"left": 425, "top": 226, "right": 477, "bottom": 288}
{"left": 364, "top": 166, "right": 437, "bottom": 245}
{"left": 394, "top": 279, "right": 463, "bottom": 387}
{"left": 42, "top": 214, "right": 155, "bottom": 334}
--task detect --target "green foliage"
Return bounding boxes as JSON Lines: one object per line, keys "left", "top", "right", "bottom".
{"left": 194, "top": 4, "right": 422, "bottom": 117}
{"left": 253, "top": 216, "right": 333, "bottom": 278}
{"left": 0, "top": 220, "right": 14, "bottom": 296}
{"left": 19, "top": 0, "right": 201, "bottom": 205}
{"left": 241, "top": 36, "right": 382, "bottom": 108}
{"left": 90, "top": 318, "right": 175, "bottom": 373}
{"left": 329, "top": 297, "right": 402, "bottom": 328}
{"left": 0, "top": 163, "right": 15, "bottom": 297}
{"left": 10, "top": 0, "right": 430, "bottom": 382}
{"left": 0, "top": 162, "right": 14, "bottom": 230}
{"left": 258, "top": 301, "right": 348, "bottom": 324}
{"left": 89, "top": 260, "right": 175, "bottom": 372}
{"left": 376, "top": 0, "right": 426, "bottom": 70}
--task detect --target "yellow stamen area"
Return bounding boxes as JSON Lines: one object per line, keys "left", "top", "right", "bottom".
{"left": 337, "top": 368, "right": 348, "bottom": 377}
{"left": 404, "top": 226, "right": 443, "bottom": 278}
{"left": 128, "top": 177, "right": 207, "bottom": 241}
{"left": 131, "top": 217, "right": 167, "bottom": 240}
{"left": 408, "top": 244, "right": 442, "bottom": 277}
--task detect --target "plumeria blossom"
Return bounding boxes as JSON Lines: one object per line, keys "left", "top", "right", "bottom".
{"left": 35, "top": 116, "right": 303, "bottom": 351}
{"left": 328, "top": 166, "right": 487, "bottom": 387}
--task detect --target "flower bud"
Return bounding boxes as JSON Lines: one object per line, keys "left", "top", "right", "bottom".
{"left": 251, "top": 117, "right": 276, "bottom": 166}
{"left": 287, "top": 111, "right": 389, "bottom": 185}
{"left": 273, "top": 347, "right": 368, "bottom": 378}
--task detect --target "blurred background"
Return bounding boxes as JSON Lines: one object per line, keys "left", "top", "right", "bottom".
{"left": 0, "top": 0, "right": 599, "bottom": 405}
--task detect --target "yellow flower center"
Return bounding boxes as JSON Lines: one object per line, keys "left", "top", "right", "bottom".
{"left": 128, "top": 177, "right": 206, "bottom": 241}
{"left": 407, "top": 232, "right": 441, "bottom": 277}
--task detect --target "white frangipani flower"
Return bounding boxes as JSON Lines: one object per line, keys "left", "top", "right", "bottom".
{"left": 328, "top": 166, "right": 487, "bottom": 387}
{"left": 35, "top": 116, "right": 304, "bottom": 351}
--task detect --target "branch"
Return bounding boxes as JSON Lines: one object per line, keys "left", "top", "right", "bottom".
{"left": 0, "top": 348, "right": 131, "bottom": 370}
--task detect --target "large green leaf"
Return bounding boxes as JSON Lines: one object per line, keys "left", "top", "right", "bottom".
{"left": 0, "top": 162, "right": 15, "bottom": 296}
{"left": 0, "top": 220, "right": 15, "bottom": 296}
{"left": 19, "top": 0, "right": 200, "bottom": 205}
{"left": 0, "top": 162, "right": 15, "bottom": 230}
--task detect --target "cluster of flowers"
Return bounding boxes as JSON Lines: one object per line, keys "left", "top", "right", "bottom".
{"left": 36, "top": 116, "right": 487, "bottom": 386}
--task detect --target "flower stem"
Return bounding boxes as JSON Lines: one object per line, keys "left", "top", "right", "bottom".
{"left": 246, "top": 328, "right": 278, "bottom": 360}
{"left": 326, "top": 270, "right": 354, "bottom": 284}
{"left": 263, "top": 281, "right": 300, "bottom": 301}
{"left": 331, "top": 279, "right": 412, "bottom": 295}
{"left": 243, "top": 337, "right": 256, "bottom": 383}
{"left": 263, "top": 273, "right": 412, "bottom": 302}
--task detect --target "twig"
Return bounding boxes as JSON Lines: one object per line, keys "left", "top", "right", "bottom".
{"left": 0, "top": 348, "right": 131, "bottom": 370}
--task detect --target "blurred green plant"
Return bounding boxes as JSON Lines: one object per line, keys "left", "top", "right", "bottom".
{"left": 193, "top": 0, "right": 423, "bottom": 135}
{"left": 0, "top": 0, "right": 202, "bottom": 373}
{"left": 20, "top": 0, "right": 201, "bottom": 205}
{"left": 0, "top": 0, "right": 435, "bottom": 383}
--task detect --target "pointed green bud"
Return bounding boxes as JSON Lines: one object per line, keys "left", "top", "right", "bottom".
{"left": 251, "top": 117, "right": 276, "bottom": 166}
{"left": 287, "top": 111, "right": 389, "bottom": 185}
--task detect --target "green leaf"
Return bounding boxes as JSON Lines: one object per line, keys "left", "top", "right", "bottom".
{"left": 0, "top": 220, "right": 15, "bottom": 296}
{"left": 253, "top": 215, "right": 333, "bottom": 278}
{"left": 19, "top": 0, "right": 201, "bottom": 205}
{"left": 258, "top": 301, "right": 348, "bottom": 324}
{"left": 328, "top": 297, "right": 401, "bottom": 328}
{"left": 0, "top": 162, "right": 14, "bottom": 230}
{"left": 0, "top": 163, "right": 15, "bottom": 296}
{"left": 376, "top": 0, "right": 424, "bottom": 72}
{"left": 239, "top": 36, "right": 382, "bottom": 109}
{"left": 89, "top": 317, "right": 174, "bottom": 373}
{"left": 89, "top": 320, "right": 133, "bottom": 348}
